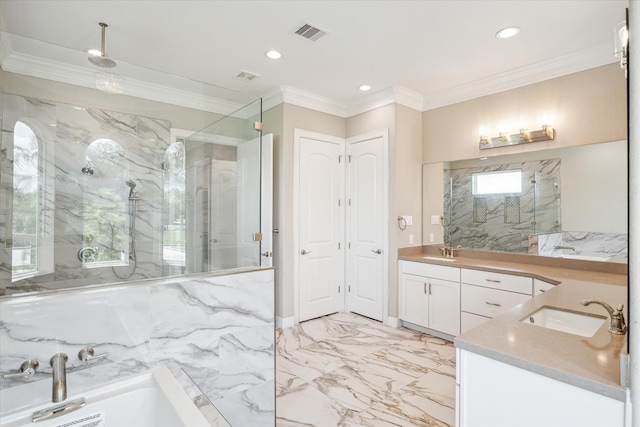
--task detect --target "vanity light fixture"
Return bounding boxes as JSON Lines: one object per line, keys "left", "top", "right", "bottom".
{"left": 613, "top": 9, "right": 629, "bottom": 78}
{"left": 479, "top": 125, "right": 555, "bottom": 149}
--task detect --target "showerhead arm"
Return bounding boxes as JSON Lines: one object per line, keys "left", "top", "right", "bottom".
{"left": 88, "top": 22, "right": 117, "bottom": 68}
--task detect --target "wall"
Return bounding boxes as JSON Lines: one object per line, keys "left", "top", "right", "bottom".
{"left": 1, "top": 94, "right": 170, "bottom": 292}
{"left": 0, "top": 268, "right": 275, "bottom": 426}
{"left": 423, "top": 64, "right": 627, "bottom": 164}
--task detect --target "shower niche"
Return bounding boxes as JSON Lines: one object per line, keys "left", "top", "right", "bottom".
{"left": 0, "top": 94, "right": 268, "bottom": 295}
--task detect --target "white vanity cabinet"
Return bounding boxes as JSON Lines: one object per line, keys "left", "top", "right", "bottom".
{"left": 399, "top": 261, "right": 461, "bottom": 336}
{"left": 460, "top": 269, "right": 532, "bottom": 334}
{"left": 456, "top": 348, "right": 625, "bottom": 427}
{"left": 534, "top": 278, "right": 555, "bottom": 295}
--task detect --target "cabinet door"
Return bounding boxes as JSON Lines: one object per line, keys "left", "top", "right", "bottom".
{"left": 400, "top": 273, "right": 428, "bottom": 327}
{"left": 428, "top": 278, "right": 460, "bottom": 336}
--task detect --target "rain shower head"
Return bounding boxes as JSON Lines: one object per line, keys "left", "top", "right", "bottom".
{"left": 88, "top": 22, "right": 117, "bottom": 68}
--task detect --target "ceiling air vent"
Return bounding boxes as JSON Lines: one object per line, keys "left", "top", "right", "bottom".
{"left": 294, "top": 23, "right": 328, "bottom": 42}
{"left": 236, "top": 70, "right": 260, "bottom": 82}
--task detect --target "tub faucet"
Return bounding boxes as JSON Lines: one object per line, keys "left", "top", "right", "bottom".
{"left": 50, "top": 353, "right": 68, "bottom": 402}
{"left": 580, "top": 299, "right": 627, "bottom": 335}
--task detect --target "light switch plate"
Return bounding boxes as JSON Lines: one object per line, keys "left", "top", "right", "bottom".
{"left": 402, "top": 215, "right": 413, "bottom": 226}
{"left": 430, "top": 215, "right": 440, "bottom": 225}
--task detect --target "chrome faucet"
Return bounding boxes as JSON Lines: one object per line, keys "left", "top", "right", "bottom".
{"left": 50, "top": 353, "right": 68, "bottom": 402}
{"left": 580, "top": 299, "right": 627, "bottom": 335}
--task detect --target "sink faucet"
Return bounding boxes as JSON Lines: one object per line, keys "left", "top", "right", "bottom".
{"left": 50, "top": 353, "right": 68, "bottom": 402}
{"left": 580, "top": 300, "right": 627, "bottom": 335}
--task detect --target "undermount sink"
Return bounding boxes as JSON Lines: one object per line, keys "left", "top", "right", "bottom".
{"left": 422, "top": 256, "right": 457, "bottom": 263}
{"left": 521, "top": 306, "right": 606, "bottom": 337}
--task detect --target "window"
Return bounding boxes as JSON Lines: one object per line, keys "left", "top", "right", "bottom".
{"left": 12, "top": 121, "right": 53, "bottom": 280}
{"left": 472, "top": 169, "right": 523, "bottom": 195}
{"left": 163, "top": 140, "right": 186, "bottom": 267}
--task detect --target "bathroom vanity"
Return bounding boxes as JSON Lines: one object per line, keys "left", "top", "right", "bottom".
{"left": 398, "top": 247, "right": 628, "bottom": 427}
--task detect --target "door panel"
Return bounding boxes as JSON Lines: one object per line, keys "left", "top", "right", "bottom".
{"left": 298, "top": 135, "right": 344, "bottom": 322}
{"left": 347, "top": 135, "right": 384, "bottom": 321}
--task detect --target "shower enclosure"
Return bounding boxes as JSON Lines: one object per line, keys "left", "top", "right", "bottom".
{"left": 0, "top": 92, "right": 268, "bottom": 295}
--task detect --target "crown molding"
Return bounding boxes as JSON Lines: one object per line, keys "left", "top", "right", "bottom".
{"left": 421, "top": 43, "right": 617, "bottom": 111}
{"left": 2, "top": 31, "right": 618, "bottom": 119}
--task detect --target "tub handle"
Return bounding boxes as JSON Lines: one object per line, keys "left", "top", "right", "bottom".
{"left": 78, "top": 347, "right": 108, "bottom": 364}
{"left": 3, "top": 360, "right": 39, "bottom": 379}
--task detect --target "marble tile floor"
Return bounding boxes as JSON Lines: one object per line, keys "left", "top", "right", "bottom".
{"left": 276, "top": 313, "right": 456, "bottom": 427}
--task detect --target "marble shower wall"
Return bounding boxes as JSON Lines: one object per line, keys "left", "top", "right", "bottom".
{"left": 1, "top": 94, "right": 170, "bottom": 293}
{"left": 0, "top": 268, "right": 275, "bottom": 426}
{"left": 445, "top": 159, "right": 561, "bottom": 253}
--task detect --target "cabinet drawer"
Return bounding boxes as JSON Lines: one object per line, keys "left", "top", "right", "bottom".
{"left": 461, "top": 312, "right": 490, "bottom": 334}
{"left": 461, "top": 284, "right": 531, "bottom": 318}
{"left": 534, "top": 279, "right": 555, "bottom": 296}
{"left": 400, "top": 260, "right": 460, "bottom": 282}
{"left": 461, "top": 268, "right": 532, "bottom": 295}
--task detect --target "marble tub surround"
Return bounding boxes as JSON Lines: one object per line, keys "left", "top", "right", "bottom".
{"left": 399, "top": 245, "right": 628, "bottom": 279}
{"left": 0, "top": 268, "right": 274, "bottom": 426}
{"left": 454, "top": 279, "right": 628, "bottom": 401}
{"left": 276, "top": 312, "right": 456, "bottom": 427}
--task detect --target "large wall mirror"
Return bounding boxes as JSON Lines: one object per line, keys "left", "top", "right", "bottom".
{"left": 422, "top": 140, "right": 628, "bottom": 262}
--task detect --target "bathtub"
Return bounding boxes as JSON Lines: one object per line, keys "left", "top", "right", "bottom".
{"left": 0, "top": 365, "right": 211, "bottom": 427}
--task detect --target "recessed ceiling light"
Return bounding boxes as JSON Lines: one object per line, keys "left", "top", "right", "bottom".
{"left": 496, "top": 26, "right": 520, "bottom": 39}
{"left": 358, "top": 84, "right": 371, "bottom": 91}
{"left": 265, "top": 50, "right": 282, "bottom": 60}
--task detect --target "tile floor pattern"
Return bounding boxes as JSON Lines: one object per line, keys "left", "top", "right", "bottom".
{"left": 276, "top": 313, "right": 456, "bottom": 426}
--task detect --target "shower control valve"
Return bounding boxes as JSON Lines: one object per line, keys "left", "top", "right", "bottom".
{"left": 78, "top": 347, "right": 108, "bottom": 364}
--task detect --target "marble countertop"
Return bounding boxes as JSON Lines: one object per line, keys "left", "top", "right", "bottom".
{"left": 398, "top": 247, "right": 628, "bottom": 401}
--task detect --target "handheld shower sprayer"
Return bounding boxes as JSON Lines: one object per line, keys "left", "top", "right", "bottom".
{"left": 126, "top": 180, "right": 137, "bottom": 200}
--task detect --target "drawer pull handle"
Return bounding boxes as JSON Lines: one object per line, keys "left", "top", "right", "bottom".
{"left": 539, "top": 289, "right": 546, "bottom": 293}
{"left": 485, "top": 279, "right": 501, "bottom": 283}
{"left": 424, "top": 283, "right": 427, "bottom": 295}
{"left": 485, "top": 301, "right": 501, "bottom": 307}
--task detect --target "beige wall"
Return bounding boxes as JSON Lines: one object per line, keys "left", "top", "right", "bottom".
{"left": 423, "top": 64, "right": 627, "bottom": 164}
{"left": 422, "top": 163, "right": 445, "bottom": 245}
{"left": 0, "top": 69, "right": 224, "bottom": 132}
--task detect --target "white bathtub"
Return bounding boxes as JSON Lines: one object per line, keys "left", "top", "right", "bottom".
{"left": 0, "top": 366, "right": 211, "bottom": 427}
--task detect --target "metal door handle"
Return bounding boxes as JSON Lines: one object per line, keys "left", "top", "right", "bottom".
{"left": 371, "top": 249, "right": 382, "bottom": 254}
{"left": 300, "top": 249, "right": 311, "bottom": 255}
{"left": 262, "top": 251, "right": 272, "bottom": 257}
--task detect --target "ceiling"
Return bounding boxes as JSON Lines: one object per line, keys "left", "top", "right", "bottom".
{"left": 0, "top": 0, "right": 630, "bottom": 115}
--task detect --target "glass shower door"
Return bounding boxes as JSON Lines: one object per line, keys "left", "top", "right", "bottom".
{"left": 180, "top": 98, "right": 264, "bottom": 273}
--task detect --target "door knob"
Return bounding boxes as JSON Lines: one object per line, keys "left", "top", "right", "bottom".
{"left": 371, "top": 249, "right": 382, "bottom": 254}
{"left": 300, "top": 249, "right": 311, "bottom": 255}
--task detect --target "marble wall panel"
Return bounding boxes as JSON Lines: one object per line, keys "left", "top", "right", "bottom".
{"left": 1, "top": 95, "right": 171, "bottom": 293}
{"left": 0, "top": 268, "right": 275, "bottom": 426}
